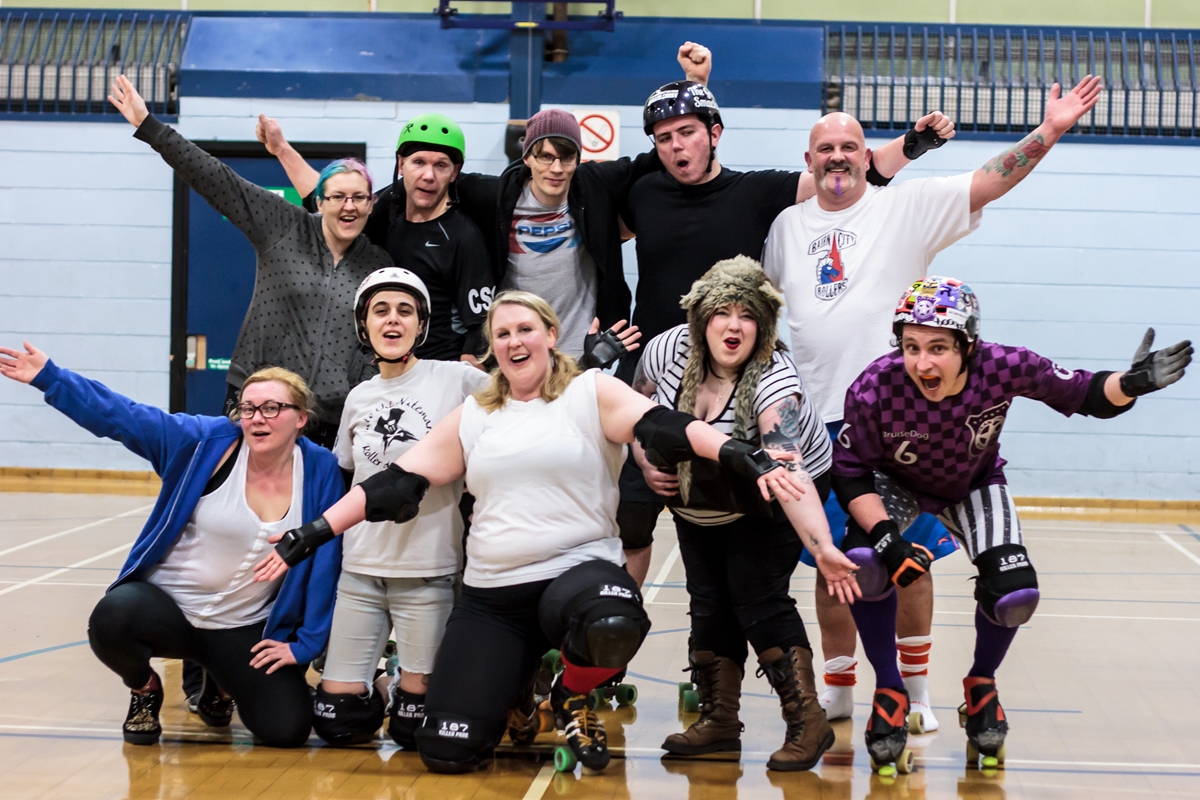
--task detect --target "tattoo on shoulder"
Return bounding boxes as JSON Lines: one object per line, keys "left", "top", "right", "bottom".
{"left": 631, "top": 360, "right": 657, "bottom": 399}
{"left": 983, "top": 132, "right": 1047, "bottom": 178}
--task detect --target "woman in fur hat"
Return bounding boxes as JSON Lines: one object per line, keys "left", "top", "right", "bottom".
{"left": 631, "top": 256, "right": 861, "bottom": 772}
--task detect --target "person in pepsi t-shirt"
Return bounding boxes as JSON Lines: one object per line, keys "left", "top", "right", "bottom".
{"left": 830, "top": 276, "right": 1192, "bottom": 771}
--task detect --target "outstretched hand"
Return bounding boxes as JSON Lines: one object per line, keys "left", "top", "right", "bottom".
{"left": 108, "top": 74, "right": 149, "bottom": 128}
{"left": 677, "top": 41, "right": 712, "bottom": 86}
{"left": 1119, "top": 327, "right": 1193, "bottom": 397}
{"left": 815, "top": 546, "right": 862, "bottom": 605}
{"left": 253, "top": 534, "right": 291, "bottom": 583}
{"left": 255, "top": 114, "right": 288, "bottom": 156}
{"left": 914, "top": 111, "right": 956, "bottom": 141}
{"left": 0, "top": 341, "right": 49, "bottom": 384}
{"left": 588, "top": 317, "right": 642, "bottom": 354}
{"left": 1043, "top": 74, "right": 1102, "bottom": 135}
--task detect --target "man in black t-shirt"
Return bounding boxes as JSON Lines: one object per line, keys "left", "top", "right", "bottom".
{"left": 616, "top": 47, "right": 951, "bottom": 582}
{"left": 261, "top": 113, "right": 495, "bottom": 364}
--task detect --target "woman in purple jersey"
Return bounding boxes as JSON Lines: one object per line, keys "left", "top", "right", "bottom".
{"left": 831, "top": 276, "right": 1191, "bottom": 774}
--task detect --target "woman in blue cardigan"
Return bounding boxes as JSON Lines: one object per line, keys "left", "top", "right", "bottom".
{"left": 0, "top": 342, "right": 343, "bottom": 748}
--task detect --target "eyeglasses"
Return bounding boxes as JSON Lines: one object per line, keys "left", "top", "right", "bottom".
{"left": 533, "top": 152, "right": 578, "bottom": 167}
{"left": 236, "top": 401, "right": 300, "bottom": 420}
{"left": 321, "top": 193, "right": 372, "bottom": 208}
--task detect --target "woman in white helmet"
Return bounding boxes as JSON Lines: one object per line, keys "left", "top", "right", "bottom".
{"left": 312, "top": 268, "right": 488, "bottom": 749}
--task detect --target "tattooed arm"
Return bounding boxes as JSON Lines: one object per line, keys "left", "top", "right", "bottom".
{"left": 969, "top": 75, "right": 1102, "bottom": 213}
{"left": 759, "top": 395, "right": 861, "bottom": 603}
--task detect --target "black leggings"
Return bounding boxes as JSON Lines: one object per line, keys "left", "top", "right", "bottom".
{"left": 674, "top": 475, "right": 830, "bottom": 666}
{"left": 88, "top": 581, "right": 313, "bottom": 748}
{"left": 416, "top": 559, "right": 648, "bottom": 767}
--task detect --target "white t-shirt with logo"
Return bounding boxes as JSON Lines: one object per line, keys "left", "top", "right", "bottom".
{"left": 503, "top": 183, "right": 599, "bottom": 357}
{"left": 762, "top": 173, "right": 981, "bottom": 423}
{"left": 458, "top": 370, "right": 625, "bottom": 588}
{"left": 334, "top": 359, "right": 489, "bottom": 577}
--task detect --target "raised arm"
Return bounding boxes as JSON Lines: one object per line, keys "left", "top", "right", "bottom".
{"left": 678, "top": 41, "right": 712, "bottom": 86}
{"left": 257, "top": 114, "right": 321, "bottom": 198}
{"left": 109, "top": 75, "right": 302, "bottom": 251}
{"left": 969, "top": 75, "right": 1102, "bottom": 213}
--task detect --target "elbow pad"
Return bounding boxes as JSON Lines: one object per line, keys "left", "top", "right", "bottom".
{"left": 831, "top": 471, "right": 877, "bottom": 512}
{"left": 1078, "top": 371, "right": 1133, "bottom": 419}
{"left": 865, "top": 161, "right": 892, "bottom": 187}
{"left": 275, "top": 517, "right": 335, "bottom": 568}
{"left": 717, "top": 439, "right": 783, "bottom": 480}
{"left": 359, "top": 464, "right": 430, "bottom": 524}
{"left": 633, "top": 406, "right": 699, "bottom": 470}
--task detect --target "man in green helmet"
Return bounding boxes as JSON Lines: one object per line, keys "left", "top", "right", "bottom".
{"left": 260, "top": 113, "right": 494, "bottom": 365}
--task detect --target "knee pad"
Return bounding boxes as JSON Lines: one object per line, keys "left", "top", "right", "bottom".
{"left": 386, "top": 686, "right": 426, "bottom": 749}
{"left": 974, "top": 544, "right": 1039, "bottom": 628}
{"left": 633, "top": 406, "right": 699, "bottom": 470}
{"left": 561, "top": 587, "right": 650, "bottom": 669}
{"left": 312, "top": 686, "right": 385, "bottom": 746}
{"left": 415, "top": 713, "right": 495, "bottom": 774}
{"left": 359, "top": 464, "right": 430, "bottom": 523}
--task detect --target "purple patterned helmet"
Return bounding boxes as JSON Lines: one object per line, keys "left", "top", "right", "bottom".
{"left": 893, "top": 276, "right": 980, "bottom": 343}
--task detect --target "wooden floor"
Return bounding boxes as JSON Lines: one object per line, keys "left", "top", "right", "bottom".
{"left": 2, "top": 493, "right": 1199, "bottom": 799}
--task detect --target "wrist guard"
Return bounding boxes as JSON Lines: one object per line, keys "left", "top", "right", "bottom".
{"left": 275, "top": 517, "right": 335, "bottom": 568}
{"left": 902, "top": 126, "right": 946, "bottom": 160}
{"left": 869, "top": 519, "right": 932, "bottom": 588}
{"left": 718, "top": 440, "right": 783, "bottom": 480}
{"left": 359, "top": 463, "right": 430, "bottom": 523}
{"left": 580, "top": 328, "right": 629, "bottom": 370}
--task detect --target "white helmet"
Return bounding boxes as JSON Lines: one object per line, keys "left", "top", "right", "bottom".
{"left": 353, "top": 267, "right": 432, "bottom": 349}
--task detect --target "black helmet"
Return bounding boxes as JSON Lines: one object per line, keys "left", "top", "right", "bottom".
{"left": 642, "top": 81, "right": 723, "bottom": 137}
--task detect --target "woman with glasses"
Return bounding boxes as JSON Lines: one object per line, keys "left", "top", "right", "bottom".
{"left": 0, "top": 342, "right": 344, "bottom": 748}
{"left": 109, "top": 75, "right": 392, "bottom": 448}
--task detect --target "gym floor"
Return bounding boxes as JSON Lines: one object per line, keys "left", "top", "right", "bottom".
{"left": 2, "top": 492, "right": 1199, "bottom": 799}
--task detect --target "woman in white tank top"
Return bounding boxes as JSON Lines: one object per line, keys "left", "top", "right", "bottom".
{"left": 256, "top": 291, "right": 813, "bottom": 775}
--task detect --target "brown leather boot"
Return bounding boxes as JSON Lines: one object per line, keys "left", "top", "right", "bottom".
{"left": 662, "top": 651, "right": 744, "bottom": 755}
{"left": 757, "top": 646, "right": 836, "bottom": 771}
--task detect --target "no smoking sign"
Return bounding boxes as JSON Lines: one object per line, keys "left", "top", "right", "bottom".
{"left": 572, "top": 109, "right": 620, "bottom": 161}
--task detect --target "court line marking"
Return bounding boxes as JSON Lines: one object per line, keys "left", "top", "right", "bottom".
{"left": 0, "top": 503, "right": 151, "bottom": 559}
{"left": 643, "top": 543, "right": 680, "bottom": 605}
{"left": 0, "top": 640, "right": 88, "bottom": 665}
{"left": 0, "top": 542, "right": 132, "bottom": 598}
{"left": 520, "top": 763, "right": 556, "bottom": 800}
{"left": 1158, "top": 532, "right": 1200, "bottom": 568}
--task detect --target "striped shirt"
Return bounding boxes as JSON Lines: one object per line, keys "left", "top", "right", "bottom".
{"left": 641, "top": 325, "right": 832, "bottom": 526}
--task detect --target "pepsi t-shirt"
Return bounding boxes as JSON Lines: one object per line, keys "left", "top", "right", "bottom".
{"left": 625, "top": 167, "right": 800, "bottom": 347}
{"left": 833, "top": 341, "right": 1093, "bottom": 512}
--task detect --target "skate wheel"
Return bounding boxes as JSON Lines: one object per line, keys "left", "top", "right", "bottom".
{"left": 996, "top": 742, "right": 1006, "bottom": 765}
{"left": 681, "top": 689, "right": 700, "bottom": 713}
{"left": 677, "top": 681, "right": 694, "bottom": 699}
{"left": 553, "top": 746, "right": 577, "bottom": 772}
{"left": 981, "top": 755, "right": 999, "bottom": 769}
{"left": 966, "top": 740, "right": 980, "bottom": 766}
{"left": 876, "top": 762, "right": 897, "bottom": 778}
{"left": 957, "top": 702, "right": 968, "bottom": 729}
{"left": 587, "top": 688, "right": 608, "bottom": 710}
{"left": 907, "top": 710, "right": 925, "bottom": 734}
{"left": 615, "top": 684, "right": 637, "bottom": 706}
{"left": 896, "top": 749, "right": 915, "bottom": 774}
{"left": 542, "top": 649, "right": 563, "bottom": 673}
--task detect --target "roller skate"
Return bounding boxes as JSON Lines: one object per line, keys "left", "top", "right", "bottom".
{"left": 382, "top": 639, "right": 399, "bottom": 677}
{"left": 123, "top": 672, "right": 164, "bottom": 746}
{"left": 865, "top": 687, "right": 914, "bottom": 776}
{"left": 506, "top": 675, "right": 555, "bottom": 746}
{"left": 958, "top": 677, "right": 1007, "bottom": 769}
{"left": 549, "top": 673, "right": 609, "bottom": 772}
{"left": 586, "top": 669, "right": 639, "bottom": 710}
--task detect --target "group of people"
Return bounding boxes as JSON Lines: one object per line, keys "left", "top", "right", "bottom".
{"left": 0, "top": 38, "right": 1192, "bottom": 779}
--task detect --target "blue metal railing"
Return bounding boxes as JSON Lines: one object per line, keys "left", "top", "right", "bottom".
{"left": 824, "top": 23, "right": 1200, "bottom": 139}
{"left": 0, "top": 10, "right": 188, "bottom": 117}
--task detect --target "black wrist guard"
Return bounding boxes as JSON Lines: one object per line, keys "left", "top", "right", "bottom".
{"left": 718, "top": 439, "right": 782, "bottom": 480}
{"left": 580, "top": 328, "right": 628, "bottom": 370}
{"left": 359, "top": 463, "right": 430, "bottom": 523}
{"left": 869, "top": 519, "right": 932, "bottom": 588}
{"left": 903, "top": 126, "right": 946, "bottom": 160}
{"left": 275, "top": 517, "right": 335, "bottom": 568}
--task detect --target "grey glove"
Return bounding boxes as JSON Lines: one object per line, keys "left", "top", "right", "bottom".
{"left": 1118, "top": 327, "right": 1193, "bottom": 397}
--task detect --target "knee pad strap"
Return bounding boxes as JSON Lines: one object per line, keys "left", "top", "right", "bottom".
{"left": 974, "top": 544, "right": 1039, "bottom": 628}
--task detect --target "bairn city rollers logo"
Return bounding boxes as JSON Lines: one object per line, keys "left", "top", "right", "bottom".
{"left": 966, "top": 401, "right": 1010, "bottom": 457}
{"left": 809, "top": 228, "right": 856, "bottom": 300}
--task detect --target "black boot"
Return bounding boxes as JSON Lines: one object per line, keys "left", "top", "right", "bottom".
{"left": 123, "top": 673, "right": 164, "bottom": 746}
{"left": 550, "top": 674, "right": 610, "bottom": 771}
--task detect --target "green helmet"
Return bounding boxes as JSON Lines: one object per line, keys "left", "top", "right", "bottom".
{"left": 396, "top": 113, "right": 465, "bottom": 164}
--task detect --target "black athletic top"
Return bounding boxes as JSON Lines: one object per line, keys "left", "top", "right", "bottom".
{"left": 362, "top": 187, "right": 496, "bottom": 362}
{"left": 624, "top": 167, "right": 800, "bottom": 348}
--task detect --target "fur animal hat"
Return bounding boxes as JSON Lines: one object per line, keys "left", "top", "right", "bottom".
{"left": 675, "top": 256, "right": 785, "bottom": 502}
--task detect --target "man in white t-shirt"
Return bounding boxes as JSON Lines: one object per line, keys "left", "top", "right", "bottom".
{"left": 762, "top": 75, "right": 1102, "bottom": 732}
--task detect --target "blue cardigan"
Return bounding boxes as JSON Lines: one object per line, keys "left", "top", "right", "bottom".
{"left": 31, "top": 360, "right": 343, "bottom": 664}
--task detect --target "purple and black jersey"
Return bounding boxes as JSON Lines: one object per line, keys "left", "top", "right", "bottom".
{"left": 833, "top": 341, "right": 1093, "bottom": 513}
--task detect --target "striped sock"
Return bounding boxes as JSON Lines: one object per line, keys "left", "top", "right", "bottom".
{"left": 898, "top": 635, "right": 938, "bottom": 732}
{"left": 819, "top": 656, "right": 856, "bottom": 720}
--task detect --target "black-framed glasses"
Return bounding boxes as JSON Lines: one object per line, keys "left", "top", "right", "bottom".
{"left": 321, "top": 193, "right": 372, "bottom": 208}
{"left": 236, "top": 401, "right": 300, "bottom": 420}
{"left": 533, "top": 152, "right": 578, "bottom": 167}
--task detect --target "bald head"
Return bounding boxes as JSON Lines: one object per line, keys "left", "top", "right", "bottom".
{"left": 806, "top": 112, "right": 870, "bottom": 209}
{"left": 809, "top": 112, "right": 865, "bottom": 151}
